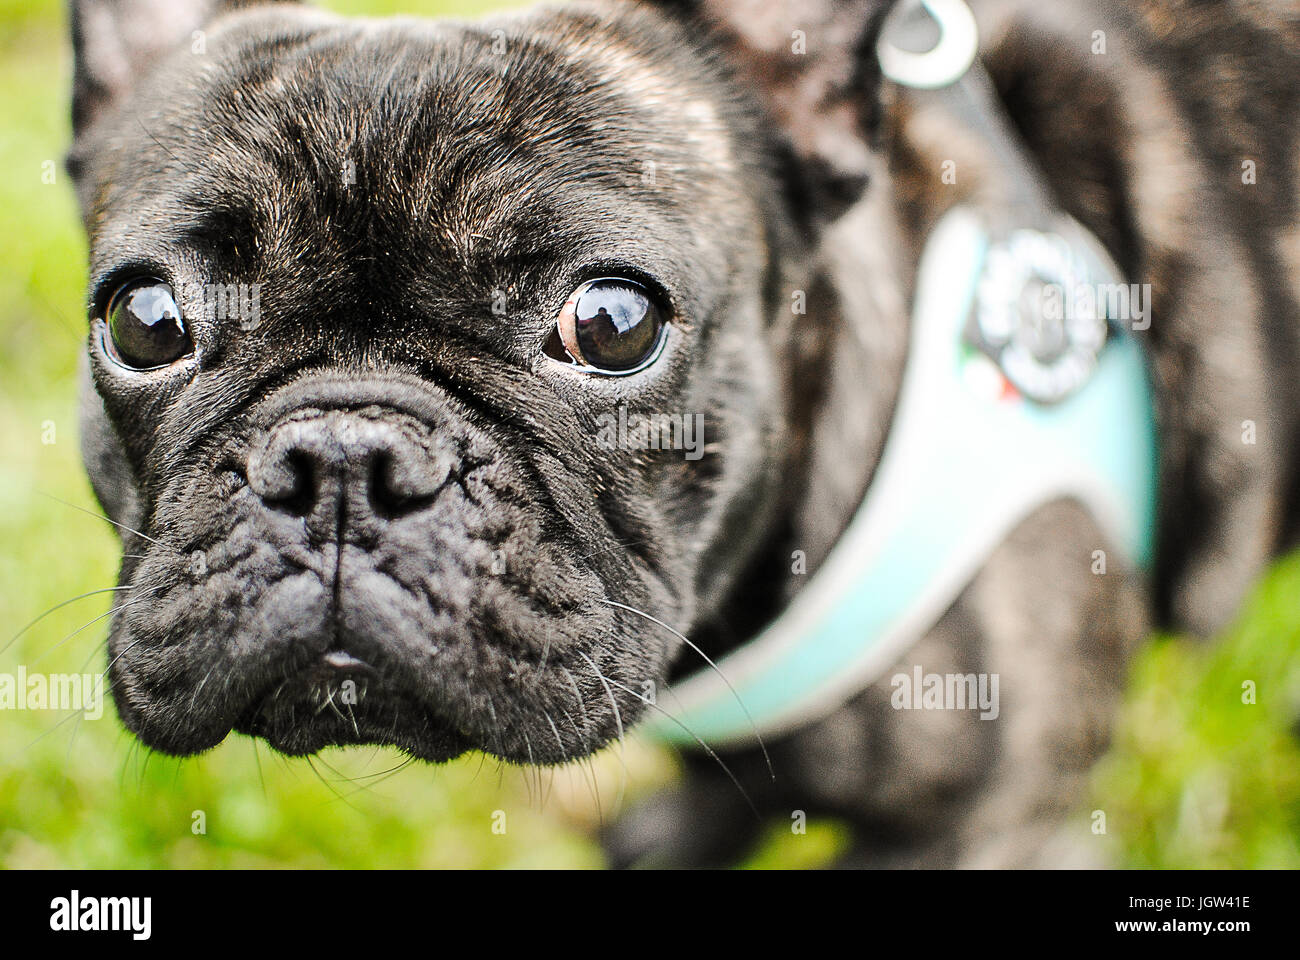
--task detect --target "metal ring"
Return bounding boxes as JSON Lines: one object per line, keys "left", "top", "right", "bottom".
{"left": 877, "top": 0, "right": 979, "bottom": 90}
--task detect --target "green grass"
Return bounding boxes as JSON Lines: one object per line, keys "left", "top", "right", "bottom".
{"left": 1092, "top": 556, "right": 1300, "bottom": 868}
{"left": 1, "top": 0, "right": 1297, "bottom": 869}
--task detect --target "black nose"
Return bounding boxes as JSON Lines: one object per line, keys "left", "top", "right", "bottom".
{"left": 247, "top": 411, "right": 445, "bottom": 530}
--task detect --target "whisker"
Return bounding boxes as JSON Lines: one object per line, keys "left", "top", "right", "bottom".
{"left": 188, "top": 665, "right": 219, "bottom": 713}
{"left": 360, "top": 743, "right": 385, "bottom": 772}
{"left": 342, "top": 754, "right": 417, "bottom": 783}
{"left": 38, "top": 492, "right": 179, "bottom": 552}
{"left": 316, "top": 685, "right": 348, "bottom": 723}
{"left": 10, "top": 707, "right": 82, "bottom": 760}
{"left": 603, "top": 675, "right": 759, "bottom": 819}
{"left": 67, "top": 705, "right": 86, "bottom": 762}
{"left": 98, "top": 633, "right": 150, "bottom": 684}
{"left": 313, "top": 753, "right": 362, "bottom": 786}
{"left": 541, "top": 749, "right": 558, "bottom": 809}
{"left": 585, "top": 755, "right": 604, "bottom": 826}
{"left": 304, "top": 754, "right": 364, "bottom": 812}
{"left": 578, "top": 652, "right": 627, "bottom": 814}
{"left": 385, "top": 702, "right": 403, "bottom": 755}
{"left": 138, "top": 745, "right": 156, "bottom": 789}
{"left": 72, "top": 592, "right": 164, "bottom": 673}
{"left": 558, "top": 701, "right": 601, "bottom": 820}
{"left": 4, "top": 586, "right": 134, "bottom": 657}
{"left": 338, "top": 755, "right": 417, "bottom": 800}
{"left": 274, "top": 750, "right": 302, "bottom": 785}
{"left": 538, "top": 723, "right": 559, "bottom": 806}
{"left": 545, "top": 712, "right": 566, "bottom": 763}
{"left": 28, "top": 592, "right": 156, "bottom": 670}
{"left": 485, "top": 696, "right": 505, "bottom": 758}
{"left": 521, "top": 733, "right": 536, "bottom": 805}
{"left": 251, "top": 738, "right": 267, "bottom": 798}
{"left": 561, "top": 667, "right": 591, "bottom": 734}
{"left": 469, "top": 750, "right": 489, "bottom": 785}
{"left": 572, "top": 537, "right": 650, "bottom": 565}
{"left": 134, "top": 112, "right": 180, "bottom": 163}
{"left": 597, "top": 597, "right": 774, "bottom": 780}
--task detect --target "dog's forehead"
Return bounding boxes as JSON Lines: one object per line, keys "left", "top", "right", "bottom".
{"left": 89, "top": 3, "right": 745, "bottom": 272}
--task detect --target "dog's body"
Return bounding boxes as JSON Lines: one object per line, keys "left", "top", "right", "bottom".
{"left": 68, "top": 0, "right": 1300, "bottom": 867}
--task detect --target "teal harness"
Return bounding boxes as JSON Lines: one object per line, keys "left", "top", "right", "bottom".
{"left": 641, "top": 0, "right": 1159, "bottom": 748}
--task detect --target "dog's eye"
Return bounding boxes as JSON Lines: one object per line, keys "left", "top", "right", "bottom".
{"left": 104, "top": 280, "right": 192, "bottom": 369}
{"left": 549, "top": 277, "right": 666, "bottom": 374}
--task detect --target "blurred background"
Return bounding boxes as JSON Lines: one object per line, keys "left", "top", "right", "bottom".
{"left": 0, "top": 0, "right": 1297, "bottom": 869}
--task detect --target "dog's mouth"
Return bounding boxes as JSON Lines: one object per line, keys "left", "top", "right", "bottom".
{"left": 231, "top": 650, "right": 472, "bottom": 762}
{"left": 107, "top": 528, "right": 655, "bottom": 765}
{"left": 104, "top": 376, "right": 671, "bottom": 765}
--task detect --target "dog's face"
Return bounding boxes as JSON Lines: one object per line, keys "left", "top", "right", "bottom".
{"left": 69, "top": 0, "right": 836, "bottom": 762}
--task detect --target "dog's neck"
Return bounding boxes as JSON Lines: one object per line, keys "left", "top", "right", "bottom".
{"left": 696, "top": 53, "right": 1064, "bottom": 661}
{"left": 684, "top": 159, "right": 914, "bottom": 667}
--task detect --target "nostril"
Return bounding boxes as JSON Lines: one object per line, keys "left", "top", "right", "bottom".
{"left": 253, "top": 448, "right": 317, "bottom": 517}
{"left": 277, "top": 451, "right": 318, "bottom": 516}
{"left": 369, "top": 450, "right": 436, "bottom": 519}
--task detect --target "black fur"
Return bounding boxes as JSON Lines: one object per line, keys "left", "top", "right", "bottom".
{"left": 71, "top": 0, "right": 795, "bottom": 762}
{"left": 67, "top": 0, "right": 1300, "bottom": 866}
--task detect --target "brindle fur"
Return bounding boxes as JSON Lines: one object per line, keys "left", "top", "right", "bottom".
{"left": 67, "top": 0, "right": 1299, "bottom": 867}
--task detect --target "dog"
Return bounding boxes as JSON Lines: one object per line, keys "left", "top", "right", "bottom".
{"left": 66, "top": 0, "right": 1300, "bottom": 867}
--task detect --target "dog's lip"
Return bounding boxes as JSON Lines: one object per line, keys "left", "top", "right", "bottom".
{"left": 251, "top": 648, "right": 379, "bottom": 701}
{"left": 231, "top": 649, "right": 468, "bottom": 761}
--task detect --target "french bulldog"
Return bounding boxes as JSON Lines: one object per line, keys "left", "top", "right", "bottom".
{"left": 67, "top": 0, "right": 1300, "bottom": 867}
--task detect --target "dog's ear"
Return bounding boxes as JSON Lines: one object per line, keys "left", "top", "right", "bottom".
{"left": 654, "top": 0, "right": 896, "bottom": 227}
{"left": 69, "top": 0, "right": 289, "bottom": 141}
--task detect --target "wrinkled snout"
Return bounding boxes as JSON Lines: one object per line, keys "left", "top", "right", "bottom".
{"left": 247, "top": 409, "right": 453, "bottom": 540}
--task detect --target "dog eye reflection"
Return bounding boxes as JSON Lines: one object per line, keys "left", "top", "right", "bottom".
{"left": 550, "top": 277, "right": 666, "bottom": 374}
{"left": 103, "top": 279, "right": 192, "bottom": 370}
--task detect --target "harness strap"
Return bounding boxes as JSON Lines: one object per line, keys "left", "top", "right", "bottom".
{"left": 641, "top": 0, "right": 1158, "bottom": 748}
